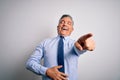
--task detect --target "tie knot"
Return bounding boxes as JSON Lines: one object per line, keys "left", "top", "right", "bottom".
{"left": 60, "top": 36, "right": 64, "bottom": 39}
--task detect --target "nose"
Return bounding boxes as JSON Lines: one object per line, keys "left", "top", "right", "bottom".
{"left": 63, "top": 22, "right": 67, "bottom": 26}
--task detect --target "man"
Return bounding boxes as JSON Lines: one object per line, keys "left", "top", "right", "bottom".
{"left": 26, "top": 14, "right": 95, "bottom": 80}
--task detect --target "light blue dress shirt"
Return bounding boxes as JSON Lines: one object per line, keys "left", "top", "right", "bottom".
{"left": 26, "top": 35, "right": 86, "bottom": 80}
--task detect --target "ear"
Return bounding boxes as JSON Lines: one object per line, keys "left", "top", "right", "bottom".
{"left": 71, "top": 26, "right": 74, "bottom": 32}
{"left": 72, "top": 27, "right": 74, "bottom": 31}
{"left": 57, "top": 26, "right": 59, "bottom": 29}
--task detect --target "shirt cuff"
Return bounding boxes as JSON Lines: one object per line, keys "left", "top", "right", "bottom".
{"left": 74, "top": 45, "right": 87, "bottom": 56}
{"left": 40, "top": 65, "right": 48, "bottom": 76}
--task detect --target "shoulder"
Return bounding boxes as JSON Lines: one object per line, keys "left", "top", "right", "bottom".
{"left": 38, "top": 36, "right": 58, "bottom": 46}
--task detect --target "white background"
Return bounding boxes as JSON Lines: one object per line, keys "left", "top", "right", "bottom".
{"left": 0, "top": 0, "right": 120, "bottom": 80}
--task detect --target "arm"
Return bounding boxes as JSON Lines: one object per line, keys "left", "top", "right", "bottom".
{"left": 26, "top": 44, "right": 48, "bottom": 76}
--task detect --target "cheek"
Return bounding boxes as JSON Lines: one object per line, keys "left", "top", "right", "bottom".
{"left": 58, "top": 25, "right": 62, "bottom": 29}
{"left": 59, "top": 24, "right": 62, "bottom": 26}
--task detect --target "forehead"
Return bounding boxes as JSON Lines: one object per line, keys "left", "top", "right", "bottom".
{"left": 60, "top": 17, "right": 72, "bottom": 22}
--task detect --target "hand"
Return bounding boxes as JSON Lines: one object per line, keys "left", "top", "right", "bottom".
{"left": 46, "top": 65, "right": 68, "bottom": 80}
{"left": 75, "top": 33, "right": 95, "bottom": 51}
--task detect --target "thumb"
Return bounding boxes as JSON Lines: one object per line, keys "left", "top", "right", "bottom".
{"left": 55, "top": 65, "right": 63, "bottom": 69}
{"left": 75, "top": 42, "right": 83, "bottom": 50}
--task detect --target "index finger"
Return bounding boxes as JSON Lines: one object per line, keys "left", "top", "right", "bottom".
{"left": 60, "top": 72, "right": 68, "bottom": 77}
{"left": 80, "top": 33, "right": 93, "bottom": 41}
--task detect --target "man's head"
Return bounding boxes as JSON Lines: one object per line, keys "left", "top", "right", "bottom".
{"left": 57, "top": 14, "right": 74, "bottom": 37}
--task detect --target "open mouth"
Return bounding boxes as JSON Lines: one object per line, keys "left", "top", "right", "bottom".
{"left": 61, "top": 26, "right": 68, "bottom": 30}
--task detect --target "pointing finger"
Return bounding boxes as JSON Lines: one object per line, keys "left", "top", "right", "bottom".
{"left": 81, "top": 33, "right": 93, "bottom": 41}
{"left": 78, "top": 33, "right": 93, "bottom": 42}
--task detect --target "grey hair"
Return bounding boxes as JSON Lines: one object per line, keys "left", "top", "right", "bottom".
{"left": 59, "top": 14, "right": 74, "bottom": 25}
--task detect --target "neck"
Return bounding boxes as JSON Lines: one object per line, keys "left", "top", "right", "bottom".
{"left": 58, "top": 34, "right": 70, "bottom": 37}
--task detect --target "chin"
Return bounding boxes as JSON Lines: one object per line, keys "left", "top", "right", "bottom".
{"left": 60, "top": 34, "right": 70, "bottom": 37}
{"left": 59, "top": 31, "right": 70, "bottom": 36}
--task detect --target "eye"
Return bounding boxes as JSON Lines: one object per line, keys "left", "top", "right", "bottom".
{"left": 67, "top": 21, "right": 72, "bottom": 25}
{"left": 60, "top": 20, "right": 65, "bottom": 24}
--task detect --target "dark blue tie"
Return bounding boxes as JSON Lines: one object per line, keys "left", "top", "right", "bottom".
{"left": 57, "top": 36, "right": 65, "bottom": 73}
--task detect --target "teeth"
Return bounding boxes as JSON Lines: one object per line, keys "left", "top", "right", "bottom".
{"left": 62, "top": 27, "right": 68, "bottom": 30}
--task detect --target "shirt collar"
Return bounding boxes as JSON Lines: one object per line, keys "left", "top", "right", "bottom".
{"left": 57, "top": 35, "right": 70, "bottom": 40}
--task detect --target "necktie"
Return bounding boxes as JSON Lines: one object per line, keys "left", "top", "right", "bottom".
{"left": 57, "top": 36, "right": 65, "bottom": 73}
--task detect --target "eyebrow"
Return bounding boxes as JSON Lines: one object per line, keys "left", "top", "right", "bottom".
{"left": 60, "top": 20, "right": 72, "bottom": 22}
{"left": 60, "top": 20, "right": 72, "bottom": 24}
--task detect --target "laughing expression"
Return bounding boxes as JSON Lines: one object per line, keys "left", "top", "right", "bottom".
{"left": 57, "top": 17, "right": 74, "bottom": 37}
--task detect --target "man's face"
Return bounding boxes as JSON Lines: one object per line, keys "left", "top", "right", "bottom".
{"left": 57, "top": 17, "right": 74, "bottom": 36}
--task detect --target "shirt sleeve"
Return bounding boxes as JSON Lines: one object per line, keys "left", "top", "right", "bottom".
{"left": 73, "top": 45, "right": 87, "bottom": 56}
{"left": 26, "top": 41, "right": 48, "bottom": 76}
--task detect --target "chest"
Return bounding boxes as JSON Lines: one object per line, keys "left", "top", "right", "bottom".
{"left": 43, "top": 40, "right": 74, "bottom": 58}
